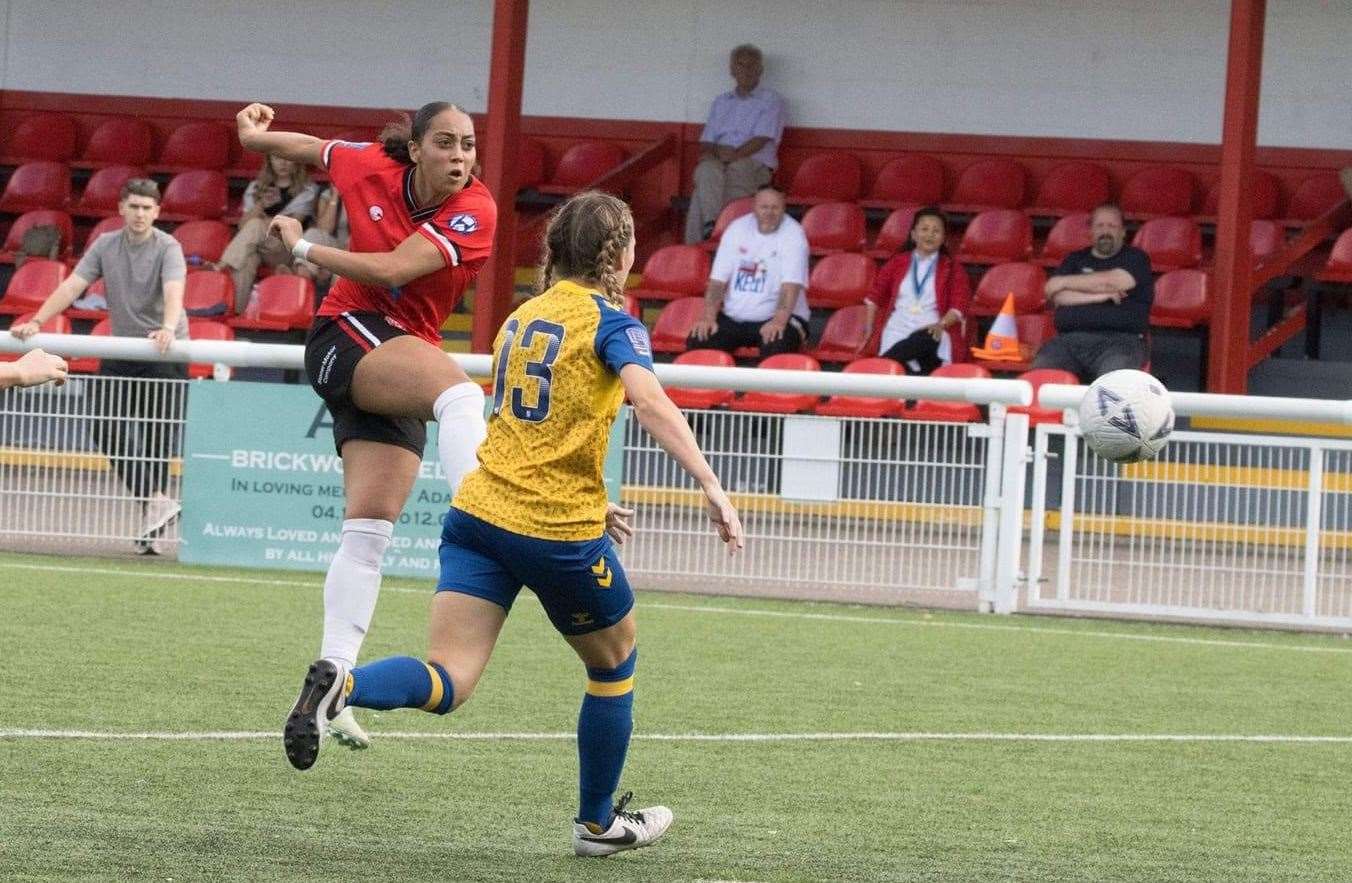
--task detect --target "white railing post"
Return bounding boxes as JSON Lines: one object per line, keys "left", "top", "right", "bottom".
{"left": 994, "top": 411, "right": 1031, "bottom": 614}
{"left": 1025, "top": 423, "right": 1052, "bottom": 604}
{"left": 976, "top": 403, "right": 1006, "bottom": 612}
{"left": 1302, "top": 445, "right": 1324, "bottom": 618}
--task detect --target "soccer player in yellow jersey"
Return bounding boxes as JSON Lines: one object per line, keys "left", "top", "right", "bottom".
{"left": 286, "top": 191, "right": 743, "bottom": 857}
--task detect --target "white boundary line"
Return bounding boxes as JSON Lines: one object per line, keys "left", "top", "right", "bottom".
{"left": 3, "top": 559, "right": 1351, "bottom": 654}
{"left": 0, "top": 729, "right": 1349, "bottom": 744}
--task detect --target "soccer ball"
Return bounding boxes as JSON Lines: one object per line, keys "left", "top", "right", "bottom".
{"left": 1077, "top": 369, "right": 1174, "bottom": 463}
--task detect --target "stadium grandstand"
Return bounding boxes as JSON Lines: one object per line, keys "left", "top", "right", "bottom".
{"left": 2, "top": 1, "right": 1352, "bottom": 879}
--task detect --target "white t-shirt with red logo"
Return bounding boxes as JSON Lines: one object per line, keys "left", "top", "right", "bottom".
{"left": 709, "top": 213, "right": 810, "bottom": 323}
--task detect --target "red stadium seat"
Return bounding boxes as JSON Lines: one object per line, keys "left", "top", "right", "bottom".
{"left": 730, "top": 353, "right": 821, "bottom": 414}
{"left": 806, "top": 253, "right": 876, "bottom": 309}
{"left": 227, "top": 275, "right": 314, "bottom": 331}
{"left": 902, "top": 362, "right": 992, "bottom": 423}
{"left": 0, "top": 161, "right": 71, "bottom": 213}
{"left": 1, "top": 113, "right": 77, "bottom": 164}
{"left": 79, "top": 117, "right": 155, "bottom": 168}
{"left": 957, "top": 209, "right": 1034, "bottom": 265}
{"left": 1008, "top": 368, "right": 1079, "bottom": 426}
{"left": 807, "top": 304, "right": 871, "bottom": 363}
{"left": 184, "top": 270, "right": 235, "bottom": 317}
{"left": 1029, "top": 162, "right": 1111, "bottom": 216}
{"left": 187, "top": 318, "right": 236, "bottom": 379}
{"left": 537, "top": 141, "right": 626, "bottom": 194}
{"left": 666, "top": 349, "right": 736, "bottom": 409}
{"left": 649, "top": 296, "right": 705, "bottom": 353}
{"left": 1286, "top": 172, "right": 1345, "bottom": 222}
{"left": 815, "top": 357, "right": 907, "bottom": 418}
{"left": 159, "top": 170, "right": 229, "bottom": 221}
{"left": 71, "top": 165, "right": 145, "bottom": 218}
{"left": 1, "top": 210, "right": 74, "bottom": 264}
{"left": 1150, "top": 269, "right": 1209, "bottom": 329}
{"left": 947, "top": 158, "right": 1027, "bottom": 211}
{"left": 1132, "top": 217, "right": 1202, "bottom": 272}
{"left": 83, "top": 216, "right": 125, "bottom": 252}
{"left": 1249, "top": 220, "right": 1284, "bottom": 263}
{"left": 157, "top": 121, "right": 231, "bottom": 171}
{"left": 628, "top": 245, "right": 710, "bottom": 303}
{"left": 1314, "top": 228, "right": 1352, "bottom": 284}
{"left": 971, "top": 262, "right": 1047, "bottom": 316}
{"left": 1201, "top": 170, "right": 1280, "bottom": 221}
{"left": 971, "top": 312, "right": 1056, "bottom": 374}
{"left": 1038, "top": 212, "right": 1093, "bottom": 268}
{"left": 516, "top": 138, "right": 547, "bottom": 190}
{"left": 786, "top": 152, "right": 863, "bottom": 205}
{"left": 0, "top": 258, "right": 67, "bottom": 315}
{"left": 866, "top": 206, "right": 921, "bottom": 260}
{"left": 1120, "top": 166, "right": 1196, "bottom": 217}
{"left": 699, "top": 196, "right": 755, "bottom": 253}
{"left": 0, "top": 312, "right": 71, "bottom": 363}
{"left": 861, "top": 154, "right": 945, "bottom": 209}
{"left": 68, "top": 318, "right": 111, "bottom": 374}
{"left": 172, "top": 220, "right": 233, "bottom": 265}
{"left": 800, "top": 202, "right": 867, "bottom": 255}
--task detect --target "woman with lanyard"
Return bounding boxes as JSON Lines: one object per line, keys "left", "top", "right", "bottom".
{"left": 860, "top": 207, "right": 970, "bottom": 373}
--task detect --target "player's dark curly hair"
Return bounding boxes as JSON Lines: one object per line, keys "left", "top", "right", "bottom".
{"left": 380, "top": 101, "right": 465, "bottom": 165}
{"left": 534, "top": 191, "right": 634, "bottom": 308}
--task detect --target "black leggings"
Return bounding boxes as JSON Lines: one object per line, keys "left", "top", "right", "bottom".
{"left": 881, "top": 329, "right": 941, "bottom": 375}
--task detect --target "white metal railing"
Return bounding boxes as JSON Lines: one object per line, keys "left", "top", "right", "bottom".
{"left": 7, "top": 332, "right": 1352, "bottom": 630}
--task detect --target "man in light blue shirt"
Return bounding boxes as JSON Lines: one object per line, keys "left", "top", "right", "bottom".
{"left": 684, "top": 44, "right": 787, "bottom": 244}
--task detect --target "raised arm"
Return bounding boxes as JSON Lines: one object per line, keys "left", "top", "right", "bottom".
{"left": 236, "top": 103, "right": 325, "bottom": 168}
{"left": 619, "top": 364, "right": 744, "bottom": 553}
{"left": 269, "top": 216, "right": 443, "bottom": 289}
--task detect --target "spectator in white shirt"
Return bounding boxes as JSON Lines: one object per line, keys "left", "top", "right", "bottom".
{"left": 688, "top": 185, "right": 809, "bottom": 358}
{"left": 683, "top": 44, "right": 787, "bottom": 244}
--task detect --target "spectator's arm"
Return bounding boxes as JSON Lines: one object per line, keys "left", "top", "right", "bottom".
{"left": 280, "top": 183, "right": 320, "bottom": 222}
{"left": 0, "top": 349, "right": 68, "bottom": 389}
{"left": 12, "top": 274, "right": 91, "bottom": 334}
{"left": 701, "top": 278, "right": 727, "bottom": 323}
{"left": 270, "top": 216, "right": 441, "bottom": 289}
{"left": 235, "top": 103, "right": 324, "bottom": 167}
{"left": 772, "top": 282, "right": 801, "bottom": 318}
{"left": 1050, "top": 290, "right": 1120, "bottom": 307}
{"left": 313, "top": 188, "right": 341, "bottom": 235}
{"left": 698, "top": 141, "right": 721, "bottom": 160}
{"left": 730, "top": 136, "right": 771, "bottom": 160}
{"left": 161, "top": 278, "right": 185, "bottom": 332}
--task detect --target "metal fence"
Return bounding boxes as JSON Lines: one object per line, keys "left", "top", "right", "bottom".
{"left": 1026, "top": 423, "right": 1352, "bottom": 629}
{"left": 0, "top": 375, "right": 189, "bottom": 556}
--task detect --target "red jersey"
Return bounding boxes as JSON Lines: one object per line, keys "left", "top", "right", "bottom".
{"left": 316, "top": 140, "right": 497, "bottom": 344}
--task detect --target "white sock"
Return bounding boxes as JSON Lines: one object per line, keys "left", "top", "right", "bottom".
{"left": 320, "top": 518, "right": 393, "bottom": 668}
{"left": 432, "top": 381, "right": 487, "bottom": 493}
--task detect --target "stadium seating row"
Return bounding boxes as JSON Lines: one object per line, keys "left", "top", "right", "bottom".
{"left": 778, "top": 151, "right": 1345, "bottom": 223}
{"left": 1, "top": 211, "right": 232, "bottom": 265}
{"left": 0, "top": 162, "right": 230, "bottom": 221}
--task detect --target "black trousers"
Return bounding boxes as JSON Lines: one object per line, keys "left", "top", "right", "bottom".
{"left": 93, "top": 360, "right": 187, "bottom": 499}
{"left": 880, "top": 329, "right": 942, "bottom": 375}
{"left": 687, "top": 312, "right": 808, "bottom": 359}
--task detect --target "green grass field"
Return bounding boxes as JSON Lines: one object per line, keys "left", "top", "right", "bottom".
{"left": 2, "top": 550, "right": 1351, "bottom": 882}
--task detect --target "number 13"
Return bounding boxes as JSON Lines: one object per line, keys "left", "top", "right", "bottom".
{"left": 491, "top": 318, "right": 565, "bottom": 422}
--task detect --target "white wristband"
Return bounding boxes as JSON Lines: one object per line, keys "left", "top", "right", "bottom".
{"left": 291, "top": 238, "right": 314, "bottom": 262}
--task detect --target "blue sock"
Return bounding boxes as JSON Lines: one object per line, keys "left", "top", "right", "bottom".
{"left": 346, "top": 656, "right": 454, "bottom": 715}
{"left": 576, "top": 647, "right": 637, "bottom": 828}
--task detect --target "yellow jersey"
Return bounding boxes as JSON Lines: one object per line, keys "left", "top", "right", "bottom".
{"left": 453, "top": 280, "right": 654, "bottom": 540}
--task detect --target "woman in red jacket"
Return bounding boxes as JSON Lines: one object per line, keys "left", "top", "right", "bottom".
{"left": 861, "top": 207, "right": 970, "bottom": 373}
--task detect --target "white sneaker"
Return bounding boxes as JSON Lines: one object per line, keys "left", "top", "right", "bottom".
{"left": 140, "top": 492, "right": 181, "bottom": 539}
{"left": 283, "top": 658, "right": 347, "bottom": 770}
{"left": 572, "top": 792, "right": 673, "bottom": 857}
{"left": 327, "top": 705, "right": 370, "bottom": 750}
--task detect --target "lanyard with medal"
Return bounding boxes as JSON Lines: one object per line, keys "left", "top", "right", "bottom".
{"left": 907, "top": 251, "right": 936, "bottom": 314}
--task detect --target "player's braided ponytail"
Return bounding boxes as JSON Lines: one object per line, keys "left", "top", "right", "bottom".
{"left": 534, "top": 191, "right": 634, "bottom": 308}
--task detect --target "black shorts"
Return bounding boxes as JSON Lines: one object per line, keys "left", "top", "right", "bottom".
{"left": 304, "top": 312, "right": 427, "bottom": 457}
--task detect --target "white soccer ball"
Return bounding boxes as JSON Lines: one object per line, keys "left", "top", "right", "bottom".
{"left": 1077, "top": 369, "right": 1175, "bottom": 463}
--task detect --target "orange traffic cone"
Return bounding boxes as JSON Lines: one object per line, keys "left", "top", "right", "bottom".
{"left": 970, "top": 293, "right": 1026, "bottom": 361}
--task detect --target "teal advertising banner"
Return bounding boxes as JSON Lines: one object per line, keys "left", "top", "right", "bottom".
{"left": 180, "top": 381, "right": 627, "bottom": 579}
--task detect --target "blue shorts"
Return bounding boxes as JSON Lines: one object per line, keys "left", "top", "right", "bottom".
{"left": 437, "top": 508, "right": 635, "bottom": 636}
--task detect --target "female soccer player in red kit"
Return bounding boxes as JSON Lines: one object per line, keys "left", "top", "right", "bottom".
{"left": 233, "top": 101, "right": 496, "bottom": 755}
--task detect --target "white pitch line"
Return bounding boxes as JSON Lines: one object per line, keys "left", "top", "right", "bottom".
{"left": 1, "top": 729, "right": 1350, "bottom": 744}
{"left": 3, "top": 560, "right": 1351, "bottom": 654}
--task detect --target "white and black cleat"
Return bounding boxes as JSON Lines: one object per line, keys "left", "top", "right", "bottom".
{"left": 283, "top": 658, "right": 346, "bottom": 771}
{"left": 327, "top": 706, "right": 370, "bottom": 750}
{"left": 572, "top": 791, "right": 673, "bottom": 857}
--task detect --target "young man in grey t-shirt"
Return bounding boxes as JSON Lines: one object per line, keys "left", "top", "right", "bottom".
{"left": 13, "top": 178, "right": 188, "bottom": 549}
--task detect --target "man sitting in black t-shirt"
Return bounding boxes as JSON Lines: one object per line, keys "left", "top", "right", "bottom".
{"left": 1033, "top": 203, "right": 1153, "bottom": 382}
